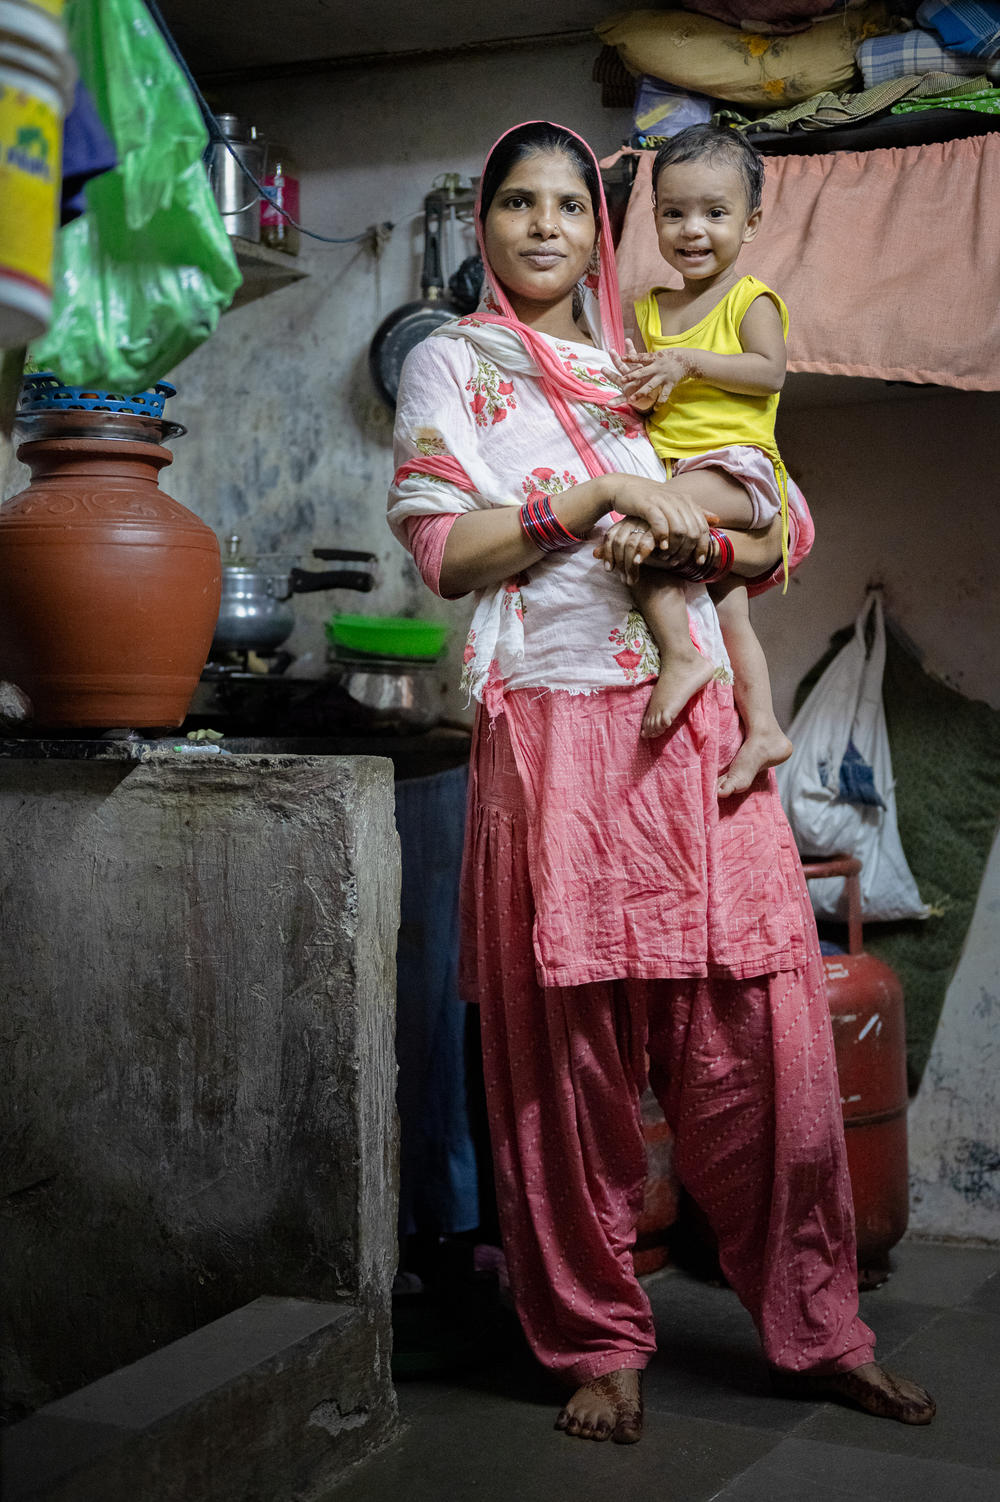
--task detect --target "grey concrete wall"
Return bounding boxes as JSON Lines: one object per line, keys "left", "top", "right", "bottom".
{"left": 0, "top": 751, "right": 400, "bottom": 1421}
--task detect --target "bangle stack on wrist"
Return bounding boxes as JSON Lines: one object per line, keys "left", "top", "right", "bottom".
{"left": 519, "top": 495, "right": 584, "bottom": 553}
{"left": 670, "top": 528, "right": 735, "bottom": 583}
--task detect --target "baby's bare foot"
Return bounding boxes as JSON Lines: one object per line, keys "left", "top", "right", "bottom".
{"left": 554, "top": 1368, "right": 644, "bottom": 1444}
{"left": 717, "top": 726, "right": 792, "bottom": 798}
{"left": 641, "top": 656, "right": 714, "bottom": 739}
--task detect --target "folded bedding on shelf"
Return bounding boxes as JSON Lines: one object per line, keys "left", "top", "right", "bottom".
{"left": 677, "top": 0, "right": 860, "bottom": 34}
{"left": 596, "top": 5, "right": 892, "bottom": 106}
{"left": 916, "top": 0, "right": 1000, "bottom": 57}
{"left": 891, "top": 79, "right": 1000, "bottom": 106}
{"left": 716, "top": 67, "right": 992, "bottom": 130}
{"left": 613, "top": 134, "right": 1000, "bottom": 389}
{"left": 858, "top": 28, "right": 996, "bottom": 85}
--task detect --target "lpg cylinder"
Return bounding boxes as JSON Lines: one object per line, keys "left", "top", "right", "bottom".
{"left": 804, "top": 856, "right": 910, "bottom": 1288}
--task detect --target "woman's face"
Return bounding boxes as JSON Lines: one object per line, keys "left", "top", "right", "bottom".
{"left": 482, "top": 149, "right": 597, "bottom": 319}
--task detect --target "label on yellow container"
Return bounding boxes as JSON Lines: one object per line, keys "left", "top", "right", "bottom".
{"left": 0, "top": 78, "right": 62, "bottom": 291}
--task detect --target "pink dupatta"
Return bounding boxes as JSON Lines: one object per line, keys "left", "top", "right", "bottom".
{"left": 393, "top": 122, "right": 630, "bottom": 494}
{"left": 471, "top": 122, "right": 625, "bottom": 482}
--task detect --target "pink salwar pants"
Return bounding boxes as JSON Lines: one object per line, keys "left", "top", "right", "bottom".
{"left": 471, "top": 711, "right": 876, "bottom": 1387}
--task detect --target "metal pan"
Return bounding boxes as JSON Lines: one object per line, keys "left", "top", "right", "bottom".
{"left": 369, "top": 199, "right": 461, "bottom": 409}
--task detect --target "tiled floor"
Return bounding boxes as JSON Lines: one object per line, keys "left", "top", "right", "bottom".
{"left": 327, "top": 1239, "right": 1000, "bottom": 1501}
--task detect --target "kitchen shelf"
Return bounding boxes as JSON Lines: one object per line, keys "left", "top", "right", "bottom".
{"left": 228, "top": 235, "right": 308, "bottom": 310}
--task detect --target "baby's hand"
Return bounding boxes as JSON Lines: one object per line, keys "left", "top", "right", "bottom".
{"left": 607, "top": 348, "right": 664, "bottom": 413}
{"left": 607, "top": 347, "right": 645, "bottom": 382}
{"left": 626, "top": 349, "right": 695, "bottom": 408}
{"left": 593, "top": 516, "right": 657, "bottom": 586}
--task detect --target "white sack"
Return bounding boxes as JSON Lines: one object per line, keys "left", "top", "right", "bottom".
{"left": 776, "top": 591, "right": 928, "bottom": 922}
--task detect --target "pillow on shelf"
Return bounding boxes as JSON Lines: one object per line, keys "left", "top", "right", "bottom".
{"left": 597, "top": 5, "right": 893, "bottom": 106}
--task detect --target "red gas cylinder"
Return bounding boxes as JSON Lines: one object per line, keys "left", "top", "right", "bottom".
{"left": 803, "top": 856, "right": 910, "bottom": 1288}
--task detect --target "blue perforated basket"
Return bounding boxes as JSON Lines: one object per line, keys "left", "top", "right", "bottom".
{"left": 19, "top": 373, "right": 177, "bottom": 419}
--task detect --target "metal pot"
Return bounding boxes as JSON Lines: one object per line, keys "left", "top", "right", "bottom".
{"left": 212, "top": 534, "right": 377, "bottom": 655}
{"left": 325, "top": 646, "right": 442, "bottom": 730}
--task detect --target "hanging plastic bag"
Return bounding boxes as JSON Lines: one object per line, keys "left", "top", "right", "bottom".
{"left": 776, "top": 591, "right": 928, "bottom": 922}
{"left": 31, "top": 0, "right": 241, "bottom": 389}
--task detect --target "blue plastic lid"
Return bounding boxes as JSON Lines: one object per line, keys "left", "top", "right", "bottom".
{"left": 19, "top": 373, "right": 177, "bottom": 419}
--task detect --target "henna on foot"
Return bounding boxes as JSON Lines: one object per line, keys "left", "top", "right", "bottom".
{"left": 771, "top": 1361, "right": 935, "bottom": 1425}
{"left": 554, "top": 1368, "right": 644, "bottom": 1444}
{"left": 717, "top": 725, "right": 792, "bottom": 798}
{"left": 641, "top": 656, "right": 714, "bottom": 739}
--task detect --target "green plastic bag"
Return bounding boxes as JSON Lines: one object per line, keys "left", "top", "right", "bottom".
{"left": 32, "top": 0, "right": 242, "bottom": 388}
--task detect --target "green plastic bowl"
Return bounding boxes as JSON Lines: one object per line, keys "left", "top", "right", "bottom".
{"left": 325, "top": 613, "right": 449, "bottom": 660}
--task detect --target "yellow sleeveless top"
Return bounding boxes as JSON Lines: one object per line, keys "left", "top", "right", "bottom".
{"left": 634, "top": 274, "right": 791, "bottom": 586}
{"left": 634, "top": 274, "right": 787, "bottom": 465}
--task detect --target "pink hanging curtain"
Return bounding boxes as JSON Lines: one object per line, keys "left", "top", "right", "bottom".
{"left": 612, "top": 134, "right": 1000, "bottom": 391}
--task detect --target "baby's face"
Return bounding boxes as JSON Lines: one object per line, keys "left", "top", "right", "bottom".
{"left": 653, "top": 158, "right": 759, "bottom": 281}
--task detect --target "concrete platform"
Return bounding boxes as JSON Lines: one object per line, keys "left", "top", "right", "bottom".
{"left": 2, "top": 1296, "right": 399, "bottom": 1502}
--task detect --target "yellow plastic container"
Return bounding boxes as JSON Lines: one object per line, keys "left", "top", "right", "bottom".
{"left": 0, "top": 0, "right": 74, "bottom": 348}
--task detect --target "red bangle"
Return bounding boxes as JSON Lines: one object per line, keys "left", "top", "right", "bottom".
{"left": 670, "top": 528, "right": 735, "bottom": 583}
{"left": 519, "top": 495, "right": 584, "bottom": 553}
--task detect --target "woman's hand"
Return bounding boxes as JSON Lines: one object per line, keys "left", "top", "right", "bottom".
{"left": 594, "top": 517, "right": 656, "bottom": 586}
{"left": 605, "top": 475, "right": 712, "bottom": 568}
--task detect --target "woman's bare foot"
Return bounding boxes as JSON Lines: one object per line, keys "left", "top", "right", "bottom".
{"left": 771, "top": 1361, "right": 935, "bottom": 1425}
{"left": 717, "top": 724, "right": 792, "bottom": 797}
{"left": 641, "top": 655, "right": 714, "bottom": 739}
{"left": 554, "top": 1368, "right": 644, "bottom": 1444}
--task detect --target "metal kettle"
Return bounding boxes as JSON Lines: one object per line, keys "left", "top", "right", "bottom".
{"left": 212, "top": 534, "right": 377, "bottom": 655}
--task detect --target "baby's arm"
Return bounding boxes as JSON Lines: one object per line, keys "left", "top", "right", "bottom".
{"left": 686, "top": 294, "right": 786, "bottom": 396}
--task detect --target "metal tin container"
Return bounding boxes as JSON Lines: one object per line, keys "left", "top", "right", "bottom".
{"left": 207, "top": 113, "right": 265, "bottom": 242}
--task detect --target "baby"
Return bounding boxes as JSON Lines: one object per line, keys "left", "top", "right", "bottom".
{"left": 600, "top": 125, "right": 793, "bottom": 798}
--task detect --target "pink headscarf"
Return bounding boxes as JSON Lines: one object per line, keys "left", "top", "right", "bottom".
{"left": 471, "top": 122, "right": 628, "bottom": 480}
{"left": 395, "top": 122, "right": 631, "bottom": 495}
{"left": 474, "top": 121, "right": 625, "bottom": 358}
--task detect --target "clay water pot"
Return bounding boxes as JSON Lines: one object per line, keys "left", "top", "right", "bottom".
{"left": 0, "top": 418, "right": 221, "bottom": 729}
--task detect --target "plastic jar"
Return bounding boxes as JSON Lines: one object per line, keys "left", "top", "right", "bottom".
{"left": 260, "top": 145, "right": 300, "bottom": 256}
{"left": 0, "top": 0, "right": 75, "bottom": 347}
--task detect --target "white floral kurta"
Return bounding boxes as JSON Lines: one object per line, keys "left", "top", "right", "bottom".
{"left": 387, "top": 314, "right": 730, "bottom": 714}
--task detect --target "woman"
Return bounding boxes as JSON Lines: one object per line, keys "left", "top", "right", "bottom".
{"left": 387, "top": 122, "right": 934, "bottom": 1444}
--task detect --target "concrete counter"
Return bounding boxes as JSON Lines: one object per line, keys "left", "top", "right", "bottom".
{"left": 0, "top": 749, "right": 401, "bottom": 1496}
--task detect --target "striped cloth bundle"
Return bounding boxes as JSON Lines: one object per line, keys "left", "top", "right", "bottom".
{"left": 916, "top": 0, "right": 1000, "bottom": 58}
{"left": 858, "top": 29, "right": 990, "bottom": 86}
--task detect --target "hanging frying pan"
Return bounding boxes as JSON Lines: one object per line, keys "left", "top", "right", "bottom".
{"left": 369, "top": 198, "right": 462, "bottom": 409}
